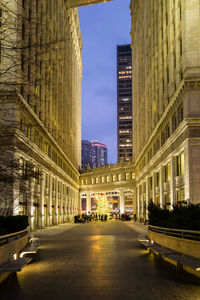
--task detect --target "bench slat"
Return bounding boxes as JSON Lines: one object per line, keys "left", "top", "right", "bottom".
{"left": 0, "top": 257, "right": 31, "bottom": 272}
{"left": 139, "top": 239, "right": 200, "bottom": 271}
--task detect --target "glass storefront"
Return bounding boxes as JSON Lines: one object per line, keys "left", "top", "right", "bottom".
{"left": 81, "top": 198, "right": 86, "bottom": 211}
{"left": 124, "top": 191, "right": 133, "bottom": 213}
{"left": 107, "top": 196, "right": 120, "bottom": 212}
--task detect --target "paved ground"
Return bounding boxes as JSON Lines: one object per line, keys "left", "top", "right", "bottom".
{"left": 1, "top": 221, "right": 200, "bottom": 300}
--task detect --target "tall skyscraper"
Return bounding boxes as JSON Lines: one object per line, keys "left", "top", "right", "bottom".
{"left": 130, "top": 0, "right": 200, "bottom": 217}
{"left": 91, "top": 141, "right": 108, "bottom": 168}
{"left": 117, "top": 44, "right": 133, "bottom": 163}
{"left": 81, "top": 140, "right": 92, "bottom": 170}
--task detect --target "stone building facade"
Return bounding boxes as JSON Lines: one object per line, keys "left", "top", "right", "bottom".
{"left": 130, "top": 0, "right": 200, "bottom": 219}
{"left": 80, "top": 161, "right": 135, "bottom": 215}
{"left": 0, "top": 1, "right": 82, "bottom": 229}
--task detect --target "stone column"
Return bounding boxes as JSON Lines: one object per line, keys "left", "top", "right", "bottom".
{"left": 87, "top": 193, "right": 91, "bottom": 214}
{"left": 55, "top": 179, "right": 58, "bottom": 225}
{"left": 170, "top": 156, "right": 176, "bottom": 209}
{"left": 27, "top": 178, "right": 34, "bottom": 231}
{"left": 146, "top": 177, "right": 149, "bottom": 220}
{"left": 137, "top": 185, "right": 140, "bottom": 218}
{"left": 78, "top": 190, "right": 81, "bottom": 214}
{"left": 133, "top": 187, "right": 137, "bottom": 215}
{"left": 160, "top": 166, "right": 164, "bottom": 208}
{"left": 152, "top": 172, "right": 156, "bottom": 203}
{"left": 141, "top": 183, "right": 144, "bottom": 219}
{"left": 184, "top": 143, "right": 190, "bottom": 203}
{"left": 60, "top": 182, "right": 63, "bottom": 223}
{"left": 39, "top": 172, "right": 45, "bottom": 228}
{"left": 13, "top": 179, "right": 20, "bottom": 216}
{"left": 119, "top": 189, "right": 125, "bottom": 214}
{"left": 48, "top": 174, "right": 53, "bottom": 227}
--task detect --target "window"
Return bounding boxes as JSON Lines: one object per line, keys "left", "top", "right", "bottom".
{"left": 176, "top": 152, "right": 184, "bottom": 176}
{"left": 164, "top": 163, "right": 171, "bottom": 182}
{"left": 165, "top": 123, "right": 170, "bottom": 139}
{"left": 22, "top": 21, "right": 25, "bottom": 40}
{"left": 174, "top": 52, "right": 176, "bottom": 68}
{"left": 161, "top": 130, "right": 165, "bottom": 146}
{"left": 149, "top": 177, "right": 152, "bottom": 190}
{"left": 21, "top": 54, "right": 25, "bottom": 71}
{"left": 180, "top": 37, "right": 182, "bottom": 56}
{"left": 176, "top": 188, "right": 185, "bottom": 205}
{"left": 155, "top": 172, "right": 160, "bottom": 187}
{"left": 0, "top": 9, "right": 2, "bottom": 26}
{"left": 172, "top": 112, "right": 177, "bottom": 132}
{"left": 178, "top": 104, "right": 183, "bottom": 124}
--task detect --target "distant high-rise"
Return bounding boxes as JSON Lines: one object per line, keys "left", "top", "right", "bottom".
{"left": 91, "top": 141, "right": 108, "bottom": 168}
{"left": 81, "top": 140, "right": 92, "bottom": 170}
{"left": 117, "top": 44, "right": 133, "bottom": 163}
{"left": 81, "top": 140, "right": 108, "bottom": 169}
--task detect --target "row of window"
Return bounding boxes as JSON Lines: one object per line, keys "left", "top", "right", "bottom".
{"left": 142, "top": 103, "right": 184, "bottom": 168}
{"left": 139, "top": 152, "right": 184, "bottom": 194}
{"left": 81, "top": 172, "right": 135, "bottom": 186}
{"left": 20, "top": 117, "right": 78, "bottom": 183}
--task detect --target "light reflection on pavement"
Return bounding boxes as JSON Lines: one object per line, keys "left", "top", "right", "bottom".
{"left": 1, "top": 221, "right": 200, "bottom": 300}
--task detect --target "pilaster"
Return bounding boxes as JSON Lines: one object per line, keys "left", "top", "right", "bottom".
{"left": 39, "top": 172, "right": 45, "bottom": 228}
{"left": 160, "top": 166, "right": 164, "bottom": 208}
{"left": 170, "top": 156, "right": 176, "bottom": 209}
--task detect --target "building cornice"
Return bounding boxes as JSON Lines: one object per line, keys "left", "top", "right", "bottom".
{"left": 66, "top": 0, "right": 113, "bottom": 9}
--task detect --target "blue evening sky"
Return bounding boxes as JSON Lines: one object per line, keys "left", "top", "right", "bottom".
{"left": 79, "top": 0, "right": 131, "bottom": 164}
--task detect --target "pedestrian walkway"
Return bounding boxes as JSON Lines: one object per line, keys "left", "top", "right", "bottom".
{"left": 1, "top": 222, "right": 200, "bottom": 300}
{"left": 124, "top": 221, "right": 148, "bottom": 236}
{"left": 31, "top": 222, "right": 80, "bottom": 236}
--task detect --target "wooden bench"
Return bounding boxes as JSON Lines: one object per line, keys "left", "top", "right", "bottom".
{"left": 0, "top": 257, "right": 32, "bottom": 272}
{"left": 138, "top": 238, "right": 200, "bottom": 272}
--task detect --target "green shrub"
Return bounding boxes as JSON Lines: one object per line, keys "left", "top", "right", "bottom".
{"left": 0, "top": 215, "right": 29, "bottom": 235}
{"left": 148, "top": 201, "right": 200, "bottom": 230}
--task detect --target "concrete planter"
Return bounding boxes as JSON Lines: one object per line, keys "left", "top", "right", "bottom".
{"left": 0, "top": 232, "right": 29, "bottom": 266}
{"left": 148, "top": 230, "right": 200, "bottom": 259}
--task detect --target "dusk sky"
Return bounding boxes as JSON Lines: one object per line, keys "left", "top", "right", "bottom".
{"left": 79, "top": 0, "right": 131, "bottom": 164}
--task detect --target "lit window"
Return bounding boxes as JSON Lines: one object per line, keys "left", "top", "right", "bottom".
{"left": 176, "top": 152, "right": 184, "bottom": 176}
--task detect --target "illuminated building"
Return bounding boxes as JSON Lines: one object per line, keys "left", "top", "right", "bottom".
{"left": 117, "top": 45, "right": 133, "bottom": 163}
{"left": 91, "top": 141, "right": 108, "bottom": 168}
{"left": 81, "top": 140, "right": 92, "bottom": 170}
{"left": 130, "top": 0, "right": 200, "bottom": 219}
{"left": 80, "top": 161, "right": 135, "bottom": 214}
{"left": 0, "top": 1, "right": 82, "bottom": 229}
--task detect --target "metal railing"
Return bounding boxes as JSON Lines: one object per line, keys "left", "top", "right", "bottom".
{"left": 0, "top": 229, "right": 28, "bottom": 247}
{"left": 148, "top": 225, "right": 200, "bottom": 242}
